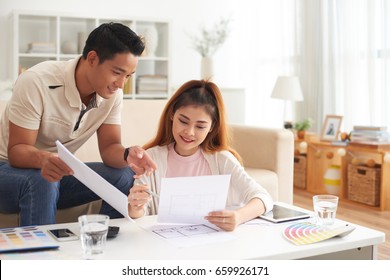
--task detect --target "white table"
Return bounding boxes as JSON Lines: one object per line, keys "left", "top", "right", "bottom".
{"left": 0, "top": 210, "right": 384, "bottom": 260}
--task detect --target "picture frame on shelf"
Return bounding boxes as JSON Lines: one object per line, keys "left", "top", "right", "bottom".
{"left": 320, "top": 115, "right": 343, "bottom": 141}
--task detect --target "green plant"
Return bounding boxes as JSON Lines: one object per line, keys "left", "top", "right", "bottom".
{"left": 294, "top": 118, "right": 313, "bottom": 131}
{"left": 188, "top": 17, "right": 231, "bottom": 58}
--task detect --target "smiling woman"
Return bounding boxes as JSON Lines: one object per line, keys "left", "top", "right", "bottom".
{"left": 128, "top": 79, "right": 274, "bottom": 232}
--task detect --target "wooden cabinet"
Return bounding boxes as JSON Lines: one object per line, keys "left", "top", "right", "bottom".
{"left": 302, "top": 140, "right": 390, "bottom": 211}
{"left": 306, "top": 141, "right": 347, "bottom": 198}
{"left": 10, "top": 10, "right": 171, "bottom": 99}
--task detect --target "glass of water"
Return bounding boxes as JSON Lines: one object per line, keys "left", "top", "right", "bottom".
{"left": 313, "top": 195, "right": 339, "bottom": 226}
{"left": 78, "top": 214, "right": 109, "bottom": 258}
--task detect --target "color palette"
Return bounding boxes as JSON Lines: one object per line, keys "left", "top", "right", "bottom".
{"left": 283, "top": 222, "right": 355, "bottom": 245}
{"left": 0, "top": 226, "right": 59, "bottom": 253}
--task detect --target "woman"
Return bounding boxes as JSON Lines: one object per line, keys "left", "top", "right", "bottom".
{"left": 127, "top": 79, "right": 273, "bottom": 231}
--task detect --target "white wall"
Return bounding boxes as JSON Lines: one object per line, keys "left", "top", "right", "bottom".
{"left": 0, "top": 0, "right": 240, "bottom": 85}
{"left": 0, "top": 0, "right": 285, "bottom": 127}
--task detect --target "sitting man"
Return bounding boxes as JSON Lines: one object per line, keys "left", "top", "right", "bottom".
{"left": 0, "top": 22, "right": 156, "bottom": 226}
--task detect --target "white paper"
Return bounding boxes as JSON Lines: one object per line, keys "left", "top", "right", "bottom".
{"left": 56, "top": 141, "right": 134, "bottom": 222}
{"left": 145, "top": 223, "right": 236, "bottom": 248}
{"left": 157, "top": 174, "right": 231, "bottom": 224}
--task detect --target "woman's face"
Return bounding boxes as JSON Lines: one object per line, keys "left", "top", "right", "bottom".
{"left": 171, "top": 105, "right": 213, "bottom": 156}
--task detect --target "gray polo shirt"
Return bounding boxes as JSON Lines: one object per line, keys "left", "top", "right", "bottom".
{"left": 0, "top": 56, "right": 122, "bottom": 161}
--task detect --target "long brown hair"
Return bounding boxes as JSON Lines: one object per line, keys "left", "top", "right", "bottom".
{"left": 144, "top": 79, "right": 242, "bottom": 164}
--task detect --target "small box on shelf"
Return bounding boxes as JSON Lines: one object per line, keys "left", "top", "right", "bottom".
{"left": 294, "top": 155, "right": 306, "bottom": 189}
{"left": 347, "top": 164, "right": 380, "bottom": 206}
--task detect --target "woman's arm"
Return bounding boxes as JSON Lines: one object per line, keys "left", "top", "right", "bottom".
{"left": 205, "top": 198, "right": 265, "bottom": 231}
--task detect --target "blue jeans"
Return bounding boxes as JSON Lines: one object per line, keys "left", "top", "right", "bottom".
{"left": 0, "top": 161, "right": 134, "bottom": 226}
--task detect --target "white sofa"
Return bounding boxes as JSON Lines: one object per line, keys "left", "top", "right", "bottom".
{"left": 0, "top": 99, "right": 294, "bottom": 227}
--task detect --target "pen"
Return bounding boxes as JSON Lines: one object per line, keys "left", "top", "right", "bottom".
{"left": 145, "top": 189, "right": 160, "bottom": 199}
{"left": 128, "top": 171, "right": 160, "bottom": 204}
{"left": 128, "top": 189, "right": 159, "bottom": 204}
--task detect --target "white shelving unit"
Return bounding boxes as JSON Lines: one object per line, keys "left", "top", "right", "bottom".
{"left": 10, "top": 10, "right": 171, "bottom": 99}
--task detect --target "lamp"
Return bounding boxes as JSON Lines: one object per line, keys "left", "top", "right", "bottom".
{"left": 271, "top": 76, "right": 304, "bottom": 129}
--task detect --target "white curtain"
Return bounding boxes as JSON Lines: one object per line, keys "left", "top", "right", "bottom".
{"left": 230, "top": 0, "right": 390, "bottom": 132}
{"left": 228, "top": 0, "right": 301, "bottom": 127}
{"left": 299, "top": 0, "right": 390, "bottom": 133}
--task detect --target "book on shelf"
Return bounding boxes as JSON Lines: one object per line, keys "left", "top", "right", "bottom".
{"left": 353, "top": 125, "right": 387, "bottom": 131}
{"left": 137, "top": 91, "right": 167, "bottom": 97}
{"left": 350, "top": 129, "right": 390, "bottom": 144}
{"left": 137, "top": 84, "right": 168, "bottom": 91}
{"left": 348, "top": 141, "right": 390, "bottom": 149}
{"left": 331, "top": 140, "right": 349, "bottom": 146}
{"left": 136, "top": 75, "right": 168, "bottom": 95}
{"left": 137, "top": 75, "right": 167, "bottom": 83}
{"left": 351, "top": 134, "right": 390, "bottom": 143}
{"left": 27, "top": 42, "right": 56, "bottom": 53}
{"left": 351, "top": 130, "right": 390, "bottom": 136}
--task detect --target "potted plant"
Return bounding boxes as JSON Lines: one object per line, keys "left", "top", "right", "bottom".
{"left": 294, "top": 118, "right": 313, "bottom": 139}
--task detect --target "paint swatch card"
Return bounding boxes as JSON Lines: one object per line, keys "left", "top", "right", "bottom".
{"left": 283, "top": 222, "right": 356, "bottom": 245}
{"left": 0, "top": 226, "right": 59, "bottom": 253}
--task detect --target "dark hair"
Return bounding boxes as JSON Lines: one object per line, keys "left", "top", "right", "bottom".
{"left": 82, "top": 22, "right": 145, "bottom": 63}
{"left": 144, "top": 79, "right": 242, "bottom": 164}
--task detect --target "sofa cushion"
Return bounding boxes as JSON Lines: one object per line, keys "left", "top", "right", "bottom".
{"left": 245, "top": 168, "right": 279, "bottom": 201}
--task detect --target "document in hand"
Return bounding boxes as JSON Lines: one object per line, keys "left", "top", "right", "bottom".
{"left": 55, "top": 141, "right": 134, "bottom": 222}
{"left": 157, "top": 174, "right": 231, "bottom": 224}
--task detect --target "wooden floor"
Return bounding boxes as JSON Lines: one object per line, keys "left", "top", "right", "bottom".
{"left": 293, "top": 188, "right": 390, "bottom": 260}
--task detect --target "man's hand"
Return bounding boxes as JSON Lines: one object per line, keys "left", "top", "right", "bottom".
{"left": 40, "top": 153, "right": 73, "bottom": 182}
{"left": 125, "top": 146, "right": 157, "bottom": 178}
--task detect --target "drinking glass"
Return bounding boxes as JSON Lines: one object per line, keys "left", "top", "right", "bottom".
{"left": 78, "top": 214, "right": 109, "bottom": 258}
{"left": 313, "top": 195, "right": 339, "bottom": 226}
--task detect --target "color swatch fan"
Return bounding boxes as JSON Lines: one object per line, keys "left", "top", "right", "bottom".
{"left": 0, "top": 226, "right": 59, "bottom": 253}
{"left": 283, "top": 222, "right": 355, "bottom": 245}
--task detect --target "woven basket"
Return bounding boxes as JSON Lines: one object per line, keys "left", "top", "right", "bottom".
{"left": 294, "top": 155, "right": 306, "bottom": 189}
{"left": 348, "top": 164, "right": 380, "bottom": 206}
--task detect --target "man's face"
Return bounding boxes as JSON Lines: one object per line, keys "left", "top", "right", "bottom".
{"left": 88, "top": 52, "right": 138, "bottom": 99}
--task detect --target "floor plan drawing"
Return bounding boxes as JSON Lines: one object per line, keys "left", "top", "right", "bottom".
{"left": 153, "top": 224, "right": 218, "bottom": 239}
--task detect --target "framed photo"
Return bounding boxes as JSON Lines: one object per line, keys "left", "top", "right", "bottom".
{"left": 320, "top": 115, "right": 343, "bottom": 141}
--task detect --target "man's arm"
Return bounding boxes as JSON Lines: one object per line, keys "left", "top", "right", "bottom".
{"left": 7, "top": 121, "right": 73, "bottom": 182}
{"left": 96, "top": 123, "right": 126, "bottom": 168}
{"left": 97, "top": 123, "right": 157, "bottom": 175}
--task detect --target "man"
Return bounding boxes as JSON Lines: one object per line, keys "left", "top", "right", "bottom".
{"left": 0, "top": 22, "right": 156, "bottom": 226}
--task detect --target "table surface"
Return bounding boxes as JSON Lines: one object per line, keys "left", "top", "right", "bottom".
{"left": 0, "top": 204, "right": 385, "bottom": 260}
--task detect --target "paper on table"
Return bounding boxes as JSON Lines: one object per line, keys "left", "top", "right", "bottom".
{"left": 157, "top": 174, "right": 231, "bottom": 224}
{"left": 56, "top": 141, "right": 134, "bottom": 223}
{"left": 146, "top": 223, "right": 236, "bottom": 248}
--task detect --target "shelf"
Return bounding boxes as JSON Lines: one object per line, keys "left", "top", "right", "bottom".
{"left": 296, "top": 138, "right": 390, "bottom": 211}
{"left": 11, "top": 10, "right": 171, "bottom": 100}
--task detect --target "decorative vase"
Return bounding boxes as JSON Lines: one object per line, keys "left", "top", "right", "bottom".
{"left": 201, "top": 56, "right": 214, "bottom": 80}
{"left": 61, "top": 40, "right": 77, "bottom": 54}
{"left": 143, "top": 23, "right": 158, "bottom": 57}
{"left": 323, "top": 165, "right": 341, "bottom": 195}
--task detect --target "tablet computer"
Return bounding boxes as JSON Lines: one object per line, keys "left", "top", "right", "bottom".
{"left": 259, "top": 204, "right": 310, "bottom": 223}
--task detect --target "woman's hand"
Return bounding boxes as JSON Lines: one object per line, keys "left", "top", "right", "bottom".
{"left": 127, "top": 184, "right": 151, "bottom": 218}
{"left": 204, "top": 210, "right": 242, "bottom": 231}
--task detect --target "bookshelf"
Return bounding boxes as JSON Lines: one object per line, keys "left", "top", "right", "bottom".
{"left": 10, "top": 10, "right": 171, "bottom": 100}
